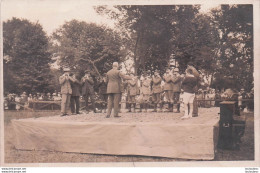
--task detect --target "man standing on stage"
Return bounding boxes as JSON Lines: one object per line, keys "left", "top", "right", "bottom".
{"left": 128, "top": 73, "right": 139, "bottom": 113}
{"left": 181, "top": 68, "right": 197, "bottom": 119}
{"left": 163, "top": 69, "right": 174, "bottom": 112}
{"left": 140, "top": 72, "right": 151, "bottom": 113}
{"left": 106, "top": 62, "right": 131, "bottom": 118}
{"left": 98, "top": 73, "right": 108, "bottom": 113}
{"left": 152, "top": 70, "right": 162, "bottom": 112}
{"left": 81, "top": 69, "right": 97, "bottom": 113}
{"left": 70, "top": 72, "right": 82, "bottom": 115}
{"left": 59, "top": 68, "right": 73, "bottom": 116}
{"left": 172, "top": 68, "right": 183, "bottom": 113}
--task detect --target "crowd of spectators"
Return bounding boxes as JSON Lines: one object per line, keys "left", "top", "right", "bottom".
{"left": 4, "top": 87, "right": 254, "bottom": 112}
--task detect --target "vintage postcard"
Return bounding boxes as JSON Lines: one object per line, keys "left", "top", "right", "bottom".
{"left": 0, "top": 0, "right": 259, "bottom": 169}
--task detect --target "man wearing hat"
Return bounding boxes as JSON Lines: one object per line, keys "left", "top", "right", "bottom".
{"left": 163, "top": 69, "right": 174, "bottom": 112}
{"left": 59, "top": 67, "right": 73, "bottom": 116}
{"left": 106, "top": 62, "right": 131, "bottom": 118}
{"left": 81, "top": 69, "right": 97, "bottom": 113}
{"left": 152, "top": 70, "right": 162, "bottom": 112}
{"left": 172, "top": 68, "right": 183, "bottom": 113}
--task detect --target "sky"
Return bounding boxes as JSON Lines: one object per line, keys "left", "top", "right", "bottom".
{"left": 1, "top": 0, "right": 220, "bottom": 36}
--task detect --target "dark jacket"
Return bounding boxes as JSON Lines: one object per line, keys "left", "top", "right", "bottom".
{"left": 182, "top": 75, "right": 197, "bottom": 93}
{"left": 98, "top": 80, "right": 107, "bottom": 95}
{"left": 71, "top": 78, "right": 81, "bottom": 96}
{"left": 81, "top": 75, "right": 95, "bottom": 96}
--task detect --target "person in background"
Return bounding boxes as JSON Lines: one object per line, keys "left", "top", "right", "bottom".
{"left": 179, "top": 89, "right": 184, "bottom": 110}
{"left": 28, "top": 94, "right": 34, "bottom": 102}
{"left": 181, "top": 69, "right": 197, "bottom": 119}
{"left": 214, "top": 90, "right": 221, "bottom": 107}
{"left": 128, "top": 73, "right": 139, "bottom": 113}
{"left": 57, "top": 92, "right": 62, "bottom": 101}
{"left": 46, "top": 93, "right": 52, "bottom": 101}
{"left": 59, "top": 67, "right": 73, "bottom": 116}
{"left": 247, "top": 88, "right": 254, "bottom": 111}
{"left": 15, "top": 94, "right": 21, "bottom": 111}
{"left": 70, "top": 72, "right": 82, "bottom": 115}
{"left": 53, "top": 93, "right": 59, "bottom": 101}
{"left": 240, "top": 88, "right": 247, "bottom": 112}
{"left": 152, "top": 70, "right": 162, "bottom": 112}
{"left": 98, "top": 73, "right": 108, "bottom": 113}
{"left": 6, "top": 94, "right": 14, "bottom": 110}
{"left": 21, "top": 92, "right": 28, "bottom": 109}
{"left": 105, "top": 62, "right": 131, "bottom": 118}
{"left": 163, "top": 69, "right": 174, "bottom": 112}
{"left": 172, "top": 68, "right": 183, "bottom": 113}
{"left": 197, "top": 89, "right": 204, "bottom": 108}
{"left": 33, "top": 94, "right": 38, "bottom": 101}
{"left": 81, "top": 69, "right": 98, "bottom": 113}
{"left": 41, "top": 93, "right": 47, "bottom": 101}
{"left": 140, "top": 72, "right": 151, "bottom": 113}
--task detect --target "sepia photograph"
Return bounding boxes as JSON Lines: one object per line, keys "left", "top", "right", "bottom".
{"left": 0, "top": 0, "right": 259, "bottom": 168}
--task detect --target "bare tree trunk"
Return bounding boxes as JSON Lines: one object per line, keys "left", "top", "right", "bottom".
{"left": 133, "top": 33, "right": 140, "bottom": 75}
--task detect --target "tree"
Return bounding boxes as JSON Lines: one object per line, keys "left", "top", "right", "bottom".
{"left": 3, "top": 18, "right": 52, "bottom": 94}
{"left": 95, "top": 5, "right": 218, "bottom": 76}
{"left": 50, "top": 20, "right": 123, "bottom": 78}
{"left": 210, "top": 5, "right": 253, "bottom": 91}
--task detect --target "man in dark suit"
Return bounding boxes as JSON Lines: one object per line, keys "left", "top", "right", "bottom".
{"left": 70, "top": 72, "right": 82, "bottom": 115}
{"left": 106, "top": 62, "right": 131, "bottom": 118}
{"left": 97, "top": 73, "right": 108, "bottom": 113}
{"left": 81, "top": 70, "right": 97, "bottom": 113}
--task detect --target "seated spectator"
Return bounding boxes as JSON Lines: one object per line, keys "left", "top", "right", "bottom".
{"left": 28, "top": 94, "right": 33, "bottom": 102}
{"left": 53, "top": 93, "right": 61, "bottom": 101}
{"left": 15, "top": 94, "right": 21, "bottom": 111}
{"left": 46, "top": 93, "right": 52, "bottom": 101}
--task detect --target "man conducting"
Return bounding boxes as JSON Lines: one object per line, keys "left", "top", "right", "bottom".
{"left": 106, "top": 62, "right": 131, "bottom": 118}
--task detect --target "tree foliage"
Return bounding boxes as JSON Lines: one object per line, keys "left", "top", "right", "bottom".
{"left": 211, "top": 5, "right": 253, "bottom": 91}
{"left": 95, "top": 5, "right": 218, "bottom": 76}
{"left": 3, "top": 18, "right": 52, "bottom": 94}
{"left": 50, "top": 20, "right": 123, "bottom": 77}
{"left": 96, "top": 5, "right": 253, "bottom": 91}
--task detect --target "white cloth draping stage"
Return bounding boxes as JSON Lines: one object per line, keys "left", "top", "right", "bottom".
{"left": 12, "top": 109, "right": 219, "bottom": 160}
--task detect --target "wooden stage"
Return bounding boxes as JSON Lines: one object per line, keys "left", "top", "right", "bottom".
{"left": 11, "top": 108, "right": 220, "bottom": 160}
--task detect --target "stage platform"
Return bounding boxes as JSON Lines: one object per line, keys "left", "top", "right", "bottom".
{"left": 12, "top": 108, "right": 220, "bottom": 160}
